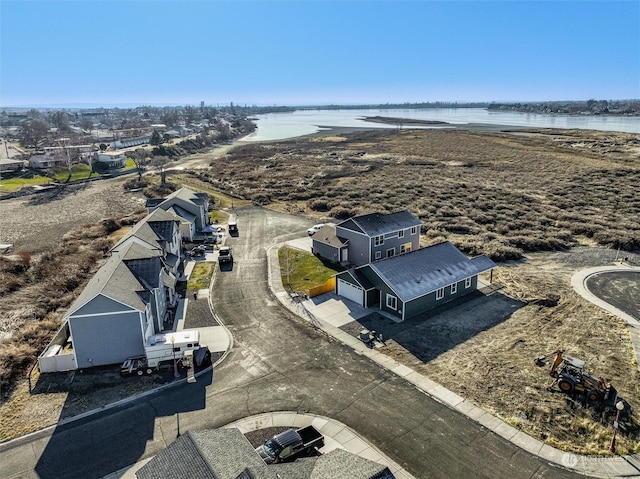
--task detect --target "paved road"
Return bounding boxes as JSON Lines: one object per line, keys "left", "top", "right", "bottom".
{"left": 585, "top": 271, "right": 640, "bottom": 320}
{"left": 0, "top": 207, "right": 583, "bottom": 479}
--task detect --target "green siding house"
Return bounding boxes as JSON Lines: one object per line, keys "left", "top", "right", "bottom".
{"left": 335, "top": 241, "right": 495, "bottom": 321}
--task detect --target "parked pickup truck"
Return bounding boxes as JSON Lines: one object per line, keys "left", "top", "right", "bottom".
{"left": 255, "top": 425, "right": 324, "bottom": 464}
{"left": 218, "top": 246, "right": 233, "bottom": 265}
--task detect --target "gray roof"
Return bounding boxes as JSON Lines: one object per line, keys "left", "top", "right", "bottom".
{"left": 168, "top": 204, "right": 196, "bottom": 223}
{"left": 112, "top": 221, "right": 164, "bottom": 254}
{"left": 135, "top": 431, "right": 215, "bottom": 479}
{"left": 312, "top": 225, "right": 348, "bottom": 248}
{"left": 136, "top": 428, "right": 263, "bottom": 479}
{"left": 311, "top": 448, "right": 393, "bottom": 479}
{"left": 364, "top": 241, "right": 496, "bottom": 302}
{"left": 159, "top": 187, "right": 206, "bottom": 210}
{"left": 67, "top": 251, "right": 147, "bottom": 316}
{"left": 238, "top": 458, "right": 316, "bottom": 478}
{"left": 339, "top": 210, "right": 421, "bottom": 237}
{"left": 339, "top": 269, "right": 376, "bottom": 291}
{"left": 136, "top": 428, "right": 395, "bottom": 479}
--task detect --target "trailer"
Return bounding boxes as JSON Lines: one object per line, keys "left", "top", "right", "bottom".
{"left": 121, "top": 331, "right": 201, "bottom": 375}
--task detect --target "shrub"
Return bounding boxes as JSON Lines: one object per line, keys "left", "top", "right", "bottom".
{"left": 329, "top": 206, "right": 355, "bottom": 220}
{"left": 308, "top": 199, "right": 331, "bottom": 211}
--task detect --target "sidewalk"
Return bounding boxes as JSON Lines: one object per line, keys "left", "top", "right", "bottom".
{"left": 266, "top": 244, "right": 640, "bottom": 478}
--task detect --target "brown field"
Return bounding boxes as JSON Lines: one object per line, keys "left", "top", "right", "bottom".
{"left": 190, "top": 128, "right": 640, "bottom": 260}
{"left": 1, "top": 127, "right": 639, "bottom": 454}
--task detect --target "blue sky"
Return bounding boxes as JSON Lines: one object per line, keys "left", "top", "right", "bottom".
{"left": 1, "top": 1, "right": 638, "bottom": 107}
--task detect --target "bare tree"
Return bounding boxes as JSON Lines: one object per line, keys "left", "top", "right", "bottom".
{"left": 150, "top": 155, "right": 170, "bottom": 186}
{"left": 130, "top": 148, "right": 149, "bottom": 181}
{"left": 281, "top": 247, "right": 297, "bottom": 291}
{"left": 55, "top": 137, "right": 76, "bottom": 182}
{"left": 20, "top": 119, "right": 49, "bottom": 148}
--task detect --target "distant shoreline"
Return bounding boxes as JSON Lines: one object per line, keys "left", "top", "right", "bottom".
{"left": 361, "top": 115, "right": 449, "bottom": 126}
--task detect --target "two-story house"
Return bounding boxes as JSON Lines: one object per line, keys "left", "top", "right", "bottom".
{"left": 38, "top": 209, "right": 185, "bottom": 372}
{"left": 311, "top": 210, "right": 421, "bottom": 265}
{"left": 312, "top": 210, "right": 496, "bottom": 321}
{"left": 335, "top": 241, "right": 496, "bottom": 321}
{"left": 146, "top": 187, "right": 211, "bottom": 241}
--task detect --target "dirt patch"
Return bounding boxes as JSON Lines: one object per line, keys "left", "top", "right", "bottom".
{"left": 0, "top": 176, "right": 147, "bottom": 252}
{"left": 338, "top": 246, "right": 640, "bottom": 455}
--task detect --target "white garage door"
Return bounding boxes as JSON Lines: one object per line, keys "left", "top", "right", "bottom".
{"left": 337, "top": 279, "right": 364, "bottom": 306}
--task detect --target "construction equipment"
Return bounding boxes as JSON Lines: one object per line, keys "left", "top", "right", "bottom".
{"left": 534, "top": 349, "right": 621, "bottom": 407}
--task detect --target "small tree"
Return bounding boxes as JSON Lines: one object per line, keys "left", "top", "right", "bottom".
{"left": 150, "top": 129, "right": 162, "bottom": 146}
{"left": 150, "top": 155, "right": 170, "bottom": 186}
{"left": 130, "top": 148, "right": 149, "bottom": 182}
{"left": 20, "top": 119, "right": 49, "bottom": 149}
{"left": 281, "top": 247, "right": 297, "bottom": 290}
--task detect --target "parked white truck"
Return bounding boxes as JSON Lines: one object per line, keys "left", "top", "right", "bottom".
{"left": 121, "top": 330, "right": 201, "bottom": 376}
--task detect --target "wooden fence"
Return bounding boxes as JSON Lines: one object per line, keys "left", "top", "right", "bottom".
{"left": 307, "top": 277, "right": 336, "bottom": 298}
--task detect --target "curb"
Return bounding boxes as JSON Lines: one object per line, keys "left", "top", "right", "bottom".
{"left": 266, "top": 243, "right": 640, "bottom": 478}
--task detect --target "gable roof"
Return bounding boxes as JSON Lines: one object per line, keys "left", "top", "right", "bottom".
{"left": 136, "top": 428, "right": 395, "bottom": 479}
{"left": 136, "top": 428, "right": 263, "bottom": 479}
{"left": 363, "top": 241, "right": 496, "bottom": 302}
{"left": 67, "top": 252, "right": 148, "bottom": 316}
{"left": 338, "top": 210, "right": 421, "bottom": 237}
{"left": 312, "top": 225, "right": 348, "bottom": 248}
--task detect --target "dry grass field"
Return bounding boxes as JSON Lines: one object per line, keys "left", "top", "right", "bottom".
{"left": 185, "top": 127, "right": 640, "bottom": 454}
{"left": 192, "top": 128, "right": 640, "bottom": 261}
{"left": 1, "top": 127, "right": 639, "bottom": 454}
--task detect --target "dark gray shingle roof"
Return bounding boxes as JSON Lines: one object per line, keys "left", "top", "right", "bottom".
{"left": 339, "top": 210, "right": 421, "bottom": 237}
{"left": 135, "top": 431, "right": 214, "bottom": 479}
{"left": 136, "top": 428, "right": 396, "bottom": 479}
{"left": 67, "top": 251, "right": 147, "bottom": 315}
{"left": 365, "top": 241, "right": 496, "bottom": 301}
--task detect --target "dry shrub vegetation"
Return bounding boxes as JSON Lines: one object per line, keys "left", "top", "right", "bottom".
{"left": 195, "top": 128, "right": 640, "bottom": 261}
{"left": 1, "top": 127, "right": 639, "bottom": 454}
{"left": 0, "top": 212, "right": 146, "bottom": 398}
{"left": 192, "top": 127, "right": 640, "bottom": 454}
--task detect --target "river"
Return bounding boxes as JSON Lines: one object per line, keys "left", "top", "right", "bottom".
{"left": 243, "top": 108, "right": 640, "bottom": 141}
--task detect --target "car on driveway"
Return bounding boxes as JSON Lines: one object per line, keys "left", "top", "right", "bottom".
{"left": 307, "top": 224, "right": 325, "bottom": 236}
{"left": 190, "top": 246, "right": 206, "bottom": 258}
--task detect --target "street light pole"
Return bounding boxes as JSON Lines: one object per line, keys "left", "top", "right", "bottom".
{"left": 608, "top": 401, "right": 625, "bottom": 453}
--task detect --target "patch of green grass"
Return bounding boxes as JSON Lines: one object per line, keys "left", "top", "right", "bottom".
{"left": 278, "top": 246, "right": 344, "bottom": 291}
{"left": 125, "top": 158, "right": 135, "bottom": 169}
{"left": 187, "top": 262, "right": 215, "bottom": 291}
{"left": 210, "top": 210, "right": 229, "bottom": 224}
{"left": 0, "top": 175, "right": 52, "bottom": 192}
{"left": 52, "top": 164, "right": 94, "bottom": 182}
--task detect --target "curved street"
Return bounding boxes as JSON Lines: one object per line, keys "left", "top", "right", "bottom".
{"left": 2, "top": 206, "right": 585, "bottom": 479}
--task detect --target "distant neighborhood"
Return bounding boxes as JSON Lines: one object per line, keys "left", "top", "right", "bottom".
{"left": 0, "top": 105, "right": 257, "bottom": 178}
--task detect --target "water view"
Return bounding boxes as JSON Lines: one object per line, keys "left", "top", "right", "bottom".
{"left": 245, "top": 108, "right": 640, "bottom": 141}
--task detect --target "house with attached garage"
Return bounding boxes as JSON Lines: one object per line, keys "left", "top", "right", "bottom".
{"left": 38, "top": 209, "right": 184, "bottom": 372}
{"left": 312, "top": 210, "right": 422, "bottom": 266}
{"left": 146, "top": 187, "right": 211, "bottom": 241}
{"left": 334, "top": 241, "right": 496, "bottom": 321}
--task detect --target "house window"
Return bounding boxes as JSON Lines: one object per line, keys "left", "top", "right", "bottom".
{"left": 436, "top": 287, "right": 445, "bottom": 300}
{"left": 465, "top": 277, "right": 472, "bottom": 288}
{"left": 386, "top": 248, "right": 395, "bottom": 258}
{"left": 451, "top": 283, "right": 458, "bottom": 294}
{"left": 400, "top": 244, "right": 406, "bottom": 254}
{"left": 386, "top": 294, "right": 397, "bottom": 310}
{"left": 375, "top": 251, "right": 382, "bottom": 260}
{"left": 411, "top": 226, "right": 418, "bottom": 235}
{"left": 374, "top": 235, "right": 384, "bottom": 246}
{"left": 398, "top": 230, "right": 404, "bottom": 238}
